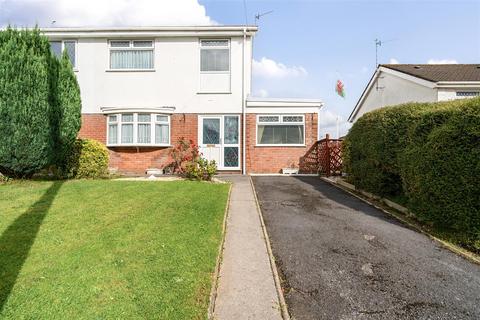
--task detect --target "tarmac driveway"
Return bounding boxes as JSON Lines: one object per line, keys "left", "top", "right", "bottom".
{"left": 252, "top": 176, "right": 480, "bottom": 320}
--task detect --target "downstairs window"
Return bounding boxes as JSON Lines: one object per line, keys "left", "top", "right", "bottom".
{"left": 257, "top": 115, "right": 305, "bottom": 146}
{"left": 107, "top": 113, "right": 170, "bottom": 146}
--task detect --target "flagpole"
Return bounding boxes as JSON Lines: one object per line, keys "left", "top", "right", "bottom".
{"left": 336, "top": 116, "right": 340, "bottom": 139}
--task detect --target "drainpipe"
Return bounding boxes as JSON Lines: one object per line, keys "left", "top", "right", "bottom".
{"left": 242, "top": 27, "right": 247, "bottom": 175}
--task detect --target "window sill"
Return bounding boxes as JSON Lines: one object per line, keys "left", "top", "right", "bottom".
{"left": 106, "top": 69, "right": 156, "bottom": 72}
{"left": 200, "top": 71, "right": 231, "bottom": 74}
{"left": 197, "top": 91, "right": 232, "bottom": 95}
{"left": 255, "top": 144, "right": 306, "bottom": 147}
{"left": 107, "top": 144, "right": 171, "bottom": 148}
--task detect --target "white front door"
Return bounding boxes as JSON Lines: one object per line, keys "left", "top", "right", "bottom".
{"left": 199, "top": 115, "right": 240, "bottom": 170}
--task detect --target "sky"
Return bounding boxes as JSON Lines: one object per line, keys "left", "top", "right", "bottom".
{"left": 1, "top": 0, "right": 479, "bottom": 137}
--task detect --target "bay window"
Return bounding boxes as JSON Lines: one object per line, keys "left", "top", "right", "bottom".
{"left": 107, "top": 113, "right": 170, "bottom": 146}
{"left": 257, "top": 115, "right": 305, "bottom": 146}
{"left": 109, "top": 40, "right": 154, "bottom": 70}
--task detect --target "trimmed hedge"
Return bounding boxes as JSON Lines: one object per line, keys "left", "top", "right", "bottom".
{"left": 344, "top": 97, "right": 480, "bottom": 250}
{"left": 344, "top": 102, "right": 437, "bottom": 196}
{"left": 65, "top": 139, "right": 109, "bottom": 179}
{"left": 399, "top": 99, "right": 480, "bottom": 249}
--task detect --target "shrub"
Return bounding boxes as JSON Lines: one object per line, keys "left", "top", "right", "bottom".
{"left": 56, "top": 51, "right": 82, "bottom": 169}
{"left": 0, "top": 27, "right": 56, "bottom": 177}
{"left": 169, "top": 138, "right": 217, "bottom": 181}
{"left": 65, "top": 139, "right": 109, "bottom": 179}
{"left": 169, "top": 138, "right": 200, "bottom": 174}
{"left": 344, "top": 101, "right": 451, "bottom": 196}
{"left": 186, "top": 158, "right": 217, "bottom": 181}
{"left": 399, "top": 98, "right": 480, "bottom": 249}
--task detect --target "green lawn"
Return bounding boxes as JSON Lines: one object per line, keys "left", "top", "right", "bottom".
{"left": 0, "top": 180, "right": 229, "bottom": 319}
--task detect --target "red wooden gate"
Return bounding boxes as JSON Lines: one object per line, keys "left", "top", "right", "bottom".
{"left": 300, "top": 134, "right": 343, "bottom": 176}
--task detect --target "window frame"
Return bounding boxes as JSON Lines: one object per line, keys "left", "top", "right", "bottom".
{"left": 106, "top": 113, "right": 170, "bottom": 147}
{"left": 107, "top": 40, "right": 155, "bottom": 71}
{"left": 50, "top": 39, "right": 78, "bottom": 69}
{"left": 456, "top": 91, "right": 480, "bottom": 97}
{"left": 199, "top": 39, "right": 231, "bottom": 74}
{"left": 256, "top": 114, "right": 306, "bottom": 147}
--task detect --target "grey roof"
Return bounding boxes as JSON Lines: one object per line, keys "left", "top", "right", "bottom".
{"left": 381, "top": 64, "right": 480, "bottom": 82}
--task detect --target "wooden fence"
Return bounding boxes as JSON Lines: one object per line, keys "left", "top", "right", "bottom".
{"left": 300, "top": 134, "right": 343, "bottom": 176}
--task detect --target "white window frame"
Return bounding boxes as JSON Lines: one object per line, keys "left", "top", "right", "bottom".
{"left": 108, "top": 40, "right": 155, "bottom": 71}
{"left": 256, "top": 114, "right": 306, "bottom": 147}
{"left": 50, "top": 40, "right": 78, "bottom": 69}
{"left": 456, "top": 91, "right": 480, "bottom": 97}
{"left": 199, "top": 39, "right": 231, "bottom": 74}
{"left": 106, "top": 113, "right": 170, "bottom": 147}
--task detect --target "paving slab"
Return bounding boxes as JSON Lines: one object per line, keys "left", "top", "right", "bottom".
{"left": 214, "top": 175, "right": 282, "bottom": 320}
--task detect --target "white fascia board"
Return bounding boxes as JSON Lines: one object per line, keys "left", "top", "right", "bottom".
{"left": 246, "top": 99, "right": 323, "bottom": 108}
{"left": 348, "top": 68, "right": 380, "bottom": 122}
{"left": 40, "top": 26, "right": 258, "bottom": 38}
{"left": 101, "top": 106, "right": 176, "bottom": 114}
{"left": 246, "top": 106, "right": 321, "bottom": 114}
{"left": 436, "top": 82, "right": 480, "bottom": 88}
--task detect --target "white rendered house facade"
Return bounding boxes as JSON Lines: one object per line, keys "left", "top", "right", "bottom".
{"left": 42, "top": 26, "right": 323, "bottom": 174}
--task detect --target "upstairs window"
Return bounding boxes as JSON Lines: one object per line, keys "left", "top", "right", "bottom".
{"left": 200, "top": 39, "right": 230, "bottom": 72}
{"left": 109, "top": 40, "right": 154, "bottom": 70}
{"left": 257, "top": 115, "right": 305, "bottom": 146}
{"left": 107, "top": 113, "right": 170, "bottom": 146}
{"left": 50, "top": 40, "right": 77, "bottom": 68}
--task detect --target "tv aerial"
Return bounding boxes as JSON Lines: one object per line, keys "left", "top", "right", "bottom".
{"left": 255, "top": 10, "right": 273, "bottom": 25}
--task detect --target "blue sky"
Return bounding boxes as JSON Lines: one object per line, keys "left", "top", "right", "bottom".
{"left": 202, "top": 0, "right": 480, "bottom": 136}
{"left": 1, "top": 0, "right": 479, "bottom": 136}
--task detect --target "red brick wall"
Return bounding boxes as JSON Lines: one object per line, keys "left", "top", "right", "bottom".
{"left": 79, "top": 114, "right": 107, "bottom": 143}
{"left": 79, "top": 114, "right": 197, "bottom": 175}
{"left": 245, "top": 113, "right": 318, "bottom": 174}
{"left": 79, "top": 113, "right": 317, "bottom": 174}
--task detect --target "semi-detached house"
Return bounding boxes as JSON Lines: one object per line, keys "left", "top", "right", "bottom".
{"left": 43, "top": 26, "right": 323, "bottom": 174}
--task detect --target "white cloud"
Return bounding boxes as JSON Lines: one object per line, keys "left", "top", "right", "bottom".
{"left": 427, "top": 59, "right": 458, "bottom": 64}
{"left": 389, "top": 58, "right": 399, "bottom": 64}
{"left": 319, "top": 110, "right": 341, "bottom": 128}
{"left": 318, "top": 110, "right": 352, "bottom": 139}
{"left": 252, "top": 57, "right": 308, "bottom": 79}
{"left": 0, "top": 0, "right": 215, "bottom": 27}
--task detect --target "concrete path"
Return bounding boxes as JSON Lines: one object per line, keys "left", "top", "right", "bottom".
{"left": 252, "top": 176, "right": 480, "bottom": 320}
{"left": 214, "top": 175, "right": 282, "bottom": 320}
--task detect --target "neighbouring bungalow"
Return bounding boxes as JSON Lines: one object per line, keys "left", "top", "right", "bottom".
{"left": 348, "top": 64, "right": 480, "bottom": 122}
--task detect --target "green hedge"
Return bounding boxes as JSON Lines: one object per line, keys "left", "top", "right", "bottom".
{"left": 399, "top": 99, "right": 480, "bottom": 249}
{"left": 344, "top": 97, "right": 480, "bottom": 250}
{"left": 65, "top": 139, "right": 109, "bottom": 179}
{"left": 344, "top": 102, "right": 437, "bottom": 196}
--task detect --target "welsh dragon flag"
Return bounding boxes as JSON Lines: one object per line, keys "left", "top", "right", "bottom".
{"left": 336, "top": 80, "right": 345, "bottom": 98}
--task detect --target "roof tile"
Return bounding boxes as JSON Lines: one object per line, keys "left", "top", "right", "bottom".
{"left": 380, "top": 64, "right": 480, "bottom": 82}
